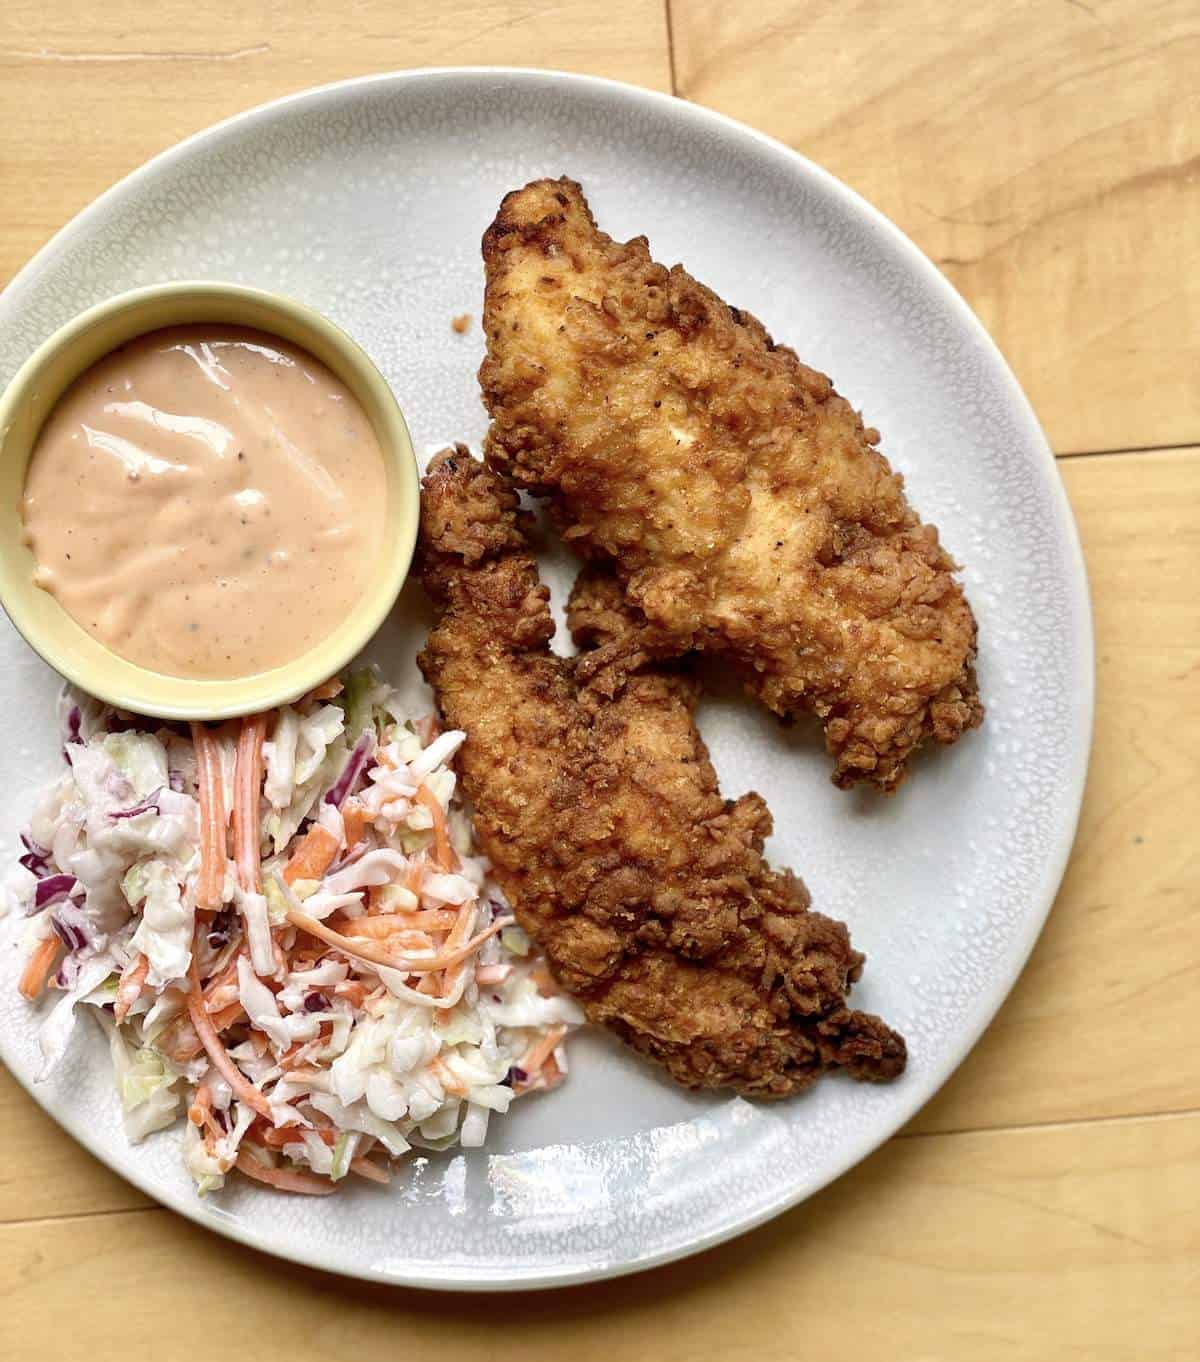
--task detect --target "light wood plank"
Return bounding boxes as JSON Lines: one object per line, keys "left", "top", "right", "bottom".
{"left": 0, "top": 0, "right": 671, "bottom": 288}
{"left": 1, "top": 1112, "right": 1197, "bottom": 1360}
{"left": 0, "top": 1067, "right": 150, "bottom": 1222}
{"left": 671, "top": 0, "right": 1200, "bottom": 455}
{"left": 914, "top": 447, "right": 1200, "bottom": 1132}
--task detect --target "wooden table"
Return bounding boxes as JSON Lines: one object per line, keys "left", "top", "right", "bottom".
{"left": 2, "top": 3, "right": 1196, "bottom": 1356}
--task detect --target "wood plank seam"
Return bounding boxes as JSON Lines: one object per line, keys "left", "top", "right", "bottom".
{"left": 900, "top": 1104, "right": 1200, "bottom": 1142}
{"left": 1057, "top": 440, "right": 1200, "bottom": 460}
{"left": 665, "top": 0, "right": 679, "bottom": 95}
{"left": 0, "top": 1205, "right": 163, "bottom": 1231}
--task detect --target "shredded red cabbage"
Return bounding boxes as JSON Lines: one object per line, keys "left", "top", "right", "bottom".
{"left": 206, "top": 908, "right": 235, "bottom": 949}
{"left": 50, "top": 911, "right": 88, "bottom": 952}
{"left": 55, "top": 955, "right": 82, "bottom": 990}
{"left": 109, "top": 786, "right": 164, "bottom": 821}
{"left": 324, "top": 731, "right": 376, "bottom": 808}
{"left": 303, "top": 991, "right": 330, "bottom": 1013}
{"left": 19, "top": 833, "right": 51, "bottom": 876}
{"left": 326, "top": 839, "right": 367, "bottom": 877}
{"left": 33, "top": 873, "right": 81, "bottom": 912}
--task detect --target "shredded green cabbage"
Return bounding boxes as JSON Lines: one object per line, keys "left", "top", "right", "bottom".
{"left": 330, "top": 1131, "right": 352, "bottom": 1182}
{"left": 501, "top": 925, "right": 532, "bottom": 957}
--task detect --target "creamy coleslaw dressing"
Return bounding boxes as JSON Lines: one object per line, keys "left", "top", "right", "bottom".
{"left": 21, "top": 325, "right": 388, "bottom": 679}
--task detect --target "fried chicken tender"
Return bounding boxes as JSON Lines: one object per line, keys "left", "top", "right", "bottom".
{"left": 416, "top": 447, "right": 905, "bottom": 1098}
{"left": 480, "top": 178, "right": 983, "bottom": 792}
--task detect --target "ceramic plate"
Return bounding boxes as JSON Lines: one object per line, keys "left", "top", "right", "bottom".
{"left": 0, "top": 68, "right": 1092, "bottom": 1289}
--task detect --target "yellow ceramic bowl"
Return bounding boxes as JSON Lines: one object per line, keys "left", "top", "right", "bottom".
{"left": 0, "top": 282, "right": 418, "bottom": 720}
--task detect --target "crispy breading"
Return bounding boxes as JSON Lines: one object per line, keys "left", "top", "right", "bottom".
{"left": 416, "top": 447, "right": 905, "bottom": 1097}
{"left": 480, "top": 177, "right": 983, "bottom": 792}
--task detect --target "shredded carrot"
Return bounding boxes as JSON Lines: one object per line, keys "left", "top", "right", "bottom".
{"left": 429, "top": 1056, "right": 469, "bottom": 1097}
{"left": 514, "top": 1051, "right": 566, "bottom": 1097}
{"left": 333, "top": 979, "right": 368, "bottom": 1007}
{"left": 286, "top": 908, "right": 514, "bottom": 974}
{"left": 519, "top": 1025, "right": 567, "bottom": 1077}
{"left": 443, "top": 901, "right": 476, "bottom": 951}
{"left": 159, "top": 1007, "right": 238, "bottom": 1056}
{"left": 187, "top": 1084, "right": 225, "bottom": 1142}
{"left": 334, "top": 916, "right": 436, "bottom": 944}
{"left": 233, "top": 713, "right": 268, "bottom": 893}
{"left": 288, "top": 945, "right": 328, "bottom": 968}
{"left": 159, "top": 991, "right": 241, "bottom": 1061}
{"left": 341, "top": 797, "right": 368, "bottom": 849}
{"left": 302, "top": 678, "right": 344, "bottom": 703}
{"left": 475, "top": 962, "right": 513, "bottom": 986}
{"left": 404, "top": 859, "right": 425, "bottom": 896}
{"left": 236, "top": 1150, "right": 337, "bottom": 1195}
{"left": 539, "top": 1052, "right": 567, "bottom": 1092}
{"left": 114, "top": 952, "right": 149, "bottom": 1022}
{"left": 399, "top": 909, "right": 460, "bottom": 931}
{"left": 191, "top": 723, "right": 227, "bottom": 911}
{"left": 211, "top": 1001, "right": 245, "bottom": 1033}
{"left": 415, "top": 785, "right": 457, "bottom": 871}
{"left": 364, "top": 900, "right": 457, "bottom": 931}
{"left": 349, "top": 1156, "right": 391, "bottom": 1184}
{"left": 202, "top": 954, "right": 242, "bottom": 1011}
{"left": 187, "top": 957, "right": 272, "bottom": 1118}
{"left": 17, "top": 936, "right": 61, "bottom": 1001}
{"left": 157, "top": 1013, "right": 202, "bottom": 1063}
{"left": 283, "top": 823, "right": 340, "bottom": 885}
{"left": 259, "top": 1123, "right": 338, "bottom": 1149}
{"left": 276, "top": 1041, "right": 314, "bottom": 1072}
{"left": 435, "top": 902, "right": 476, "bottom": 1022}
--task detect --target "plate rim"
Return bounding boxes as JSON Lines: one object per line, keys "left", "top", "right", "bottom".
{"left": 0, "top": 64, "right": 1095, "bottom": 1292}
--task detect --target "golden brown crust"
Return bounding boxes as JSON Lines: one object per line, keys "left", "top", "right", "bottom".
{"left": 417, "top": 449, "right": 905, "bottom": 1097}
{"left": 480, "top": 177, "right": 983, "bottom": 792}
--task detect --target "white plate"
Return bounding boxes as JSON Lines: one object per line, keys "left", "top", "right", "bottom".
{"left": 0, "top": 68, "right": 1092, "bottom": 1290}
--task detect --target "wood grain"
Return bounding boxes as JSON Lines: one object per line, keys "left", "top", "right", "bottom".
{"left": 3, "top": 1111, "right": 1197, "bottom": 1361}
{"left": 670, "top": 0, "right": 1200, "bottom": 455}
{"left": 0, "top": 1068, "right": 150, "bottom": 1222}
{"left": 0, "top": 0, "right": 671, "bottom": 288}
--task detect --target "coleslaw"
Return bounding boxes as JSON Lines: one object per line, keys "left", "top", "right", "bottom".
{"left": 7, "top": 670, "right": 581, "bottom": 1195}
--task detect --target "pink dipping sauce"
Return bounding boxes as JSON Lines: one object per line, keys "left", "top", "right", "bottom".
{"left": 21, "top": 326, "right": 388, "bottom": 680}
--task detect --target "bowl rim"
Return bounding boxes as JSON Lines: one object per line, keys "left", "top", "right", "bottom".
{"left": 0, "top": 279, "right": 418, "bottom": 719}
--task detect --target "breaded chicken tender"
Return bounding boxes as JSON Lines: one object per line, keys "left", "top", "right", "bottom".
{"left": 416, "top": 447, "right": 905, "bottom": 1097}
{"left": 480, "top": 178, "right": 983, "bottom": 791}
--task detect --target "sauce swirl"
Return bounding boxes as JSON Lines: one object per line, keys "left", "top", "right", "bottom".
{"left": 21, "top": 325, "right": 388, "bottom": 680}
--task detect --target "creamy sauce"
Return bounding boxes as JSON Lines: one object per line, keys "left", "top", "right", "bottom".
{"left": 21, "top": 326, "right": 388, "bottom": 679}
